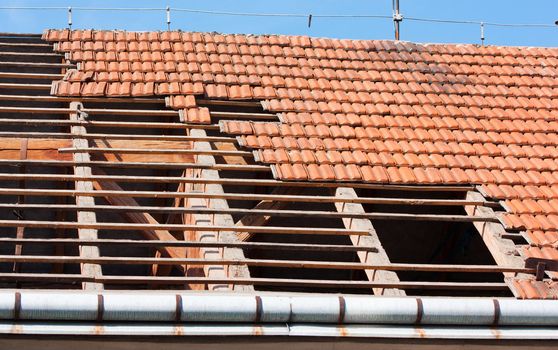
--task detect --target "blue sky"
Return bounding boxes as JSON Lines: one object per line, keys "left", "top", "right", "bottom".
{"left": 1, "top": 0, "right": 558, "bottom": 47}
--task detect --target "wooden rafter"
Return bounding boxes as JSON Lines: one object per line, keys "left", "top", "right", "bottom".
{"left": 0, "top": 172, "right": 477, "bottom": 192}
{"left": 465, "top": 191, "right": 529, "bottom": 280}
{"left": 69, "top": 101, "right": 103, "bottom": 291}
{"left": 90, "top": 174, "right": 187, "bottom": 274}
{"left": 334, "top": 187, "right": 405, "bottom": 296}
{"left": 12, "top": 138, "right": 28, "bottom": 277}
{"left": 236, "top": 187, "right": 298, "bottom": 242}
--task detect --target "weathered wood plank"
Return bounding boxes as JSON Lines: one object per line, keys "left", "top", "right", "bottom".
{"left": 90, "top": 172, "right": 187, "bottom": 273}
{"left": 69, "top": 101, "right": 103, "bottom": 291}
{"left": 335, "top": 187, "right": 405, "bottom": 296}
{"left": 465, "top": 191, "right": 529, "bottom": 281}
{"left": 0, "top": 237, "right": 379, "bottom": 252}
{"left": 0, "top": 172, "right": 480, "bottom": 192}
{"left": 236, "top": 187, "right": 298, "bottom": 242}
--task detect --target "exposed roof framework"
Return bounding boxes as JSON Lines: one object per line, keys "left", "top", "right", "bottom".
{"left": 0, "top": 31, "right": 556, "bottom": 299}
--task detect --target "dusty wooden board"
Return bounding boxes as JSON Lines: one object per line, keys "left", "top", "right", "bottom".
{"left": 465, "top": 191, "right": 529, "bottom": 284}
{"left": 335, "top": 187, "right": 405, "bottom": 297}
{"left": 91, "top": 173, "right": 187, "bottom": 273}
{"left": 69, "top": 102, "right": 103, "bottom": 291}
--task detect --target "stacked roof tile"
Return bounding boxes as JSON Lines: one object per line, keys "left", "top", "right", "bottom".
{"left": 42, "top": 29, "right": 558, "bottom": 298}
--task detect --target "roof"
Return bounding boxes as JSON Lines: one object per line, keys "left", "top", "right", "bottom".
{"left": 40, "top": 29, "right": 558, "bottom": 298}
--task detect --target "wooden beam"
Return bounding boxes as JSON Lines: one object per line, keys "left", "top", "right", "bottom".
{"left": 0, "top": 83, "right": 51, "bottom": 90}
{"left": 0, "top": 41, "right": 50, "bottom": 47}
{"left": 0, "top": 61, "right": 75, "bottom": 68}
{"left": 90, "top": 173, "right": 187, "bottom": 274}
{"left": 0, "top": 203, "right": 498, "bottom": 221}
{"left": 0, "top": 237, "right": 379, "bottom": 253}
{"left": 69, "top": 101, "right": 103, "bottom": 291}
{"left": 205, "top": 111, "right": 277, "bottom": 120}
{"left": 0, "top": 118, "right": 219, "bottom": 130}
{"left": 196, "top": 99, "right": 261, "bottom": 108}
{"left": 0, "top": 255, "right": 533, "bottom": 274}
{"left": 0, "top": 221, "right": 374, "bottom": 235}
{"left": 58, "top": 147, "right": 252, "bottom": 157}
{"left": 236, "top": 187, "right": 298, "bottom": 242}
{"left": 0, "top": 173, "right": 478, "bottom": 192}
{"left": 0, "top": 94, "right": 163, "bottom": 104}
{"left": 0, "top": 159, "right": 269, "bottom": 171}
{"left": 0, "top": 273, "right": 509, "bottom": 290}
{"left": 0, "top": 132, "right": 237, "bottom": 142}
{"left": 335, "top": 187, "right": 405, "bottom": 296}
{"left": 0, "top": 72, "right": 64, "bottom": 80}
{"left": 0, "top": 190, "right": 500, "bottom": 221}
{"left": 0, "top": 51, "right": 62, "bottom": 57}
{"left": 12, "top": 138, "right": 28, "bottom": 278}
{"left": 465, "top": 191, "right": 529, "bottom": 281}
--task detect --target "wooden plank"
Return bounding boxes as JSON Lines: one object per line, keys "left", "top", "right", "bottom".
{"left": 0, "top": 273, "right": 509, "bottom": 290}
{"left": 0, "top": 118, "right": 219, "bottom": 130}
{"left": 0, "top": 83, "right": 51, "bottom": 90}
{"left": 206, "top": 111, "right": 276, "bottom": 120}
{"left": 0, "top": 255, "right": 533, "bottom": 274}
{"left": 0, "top": 137, "right": 72, "bottom": 161}
{"left": 58, "top": 147, "right": 251, "bottom": 157}
{"left": 0, "top": 138, "right": 70, "bottom": 149}
{"left": 335, "top": 187, "right": 405, "bottom": 296}
{"left": 0, "top": 203, "right": 498, "bottom": 221}
{"left": 87, "top": 139, "right": 196, "bottom": 164}
{"left": 0, "top": 132, "right": 236, "bottom": 142}
{"left": 69, "top": 102, "right": 103, "bottom": 291}
{"left": 0, "top": 220, "right": 370, "bottom": 235}
{"left": 0, "top": 159, "right": 269, "bottom": 171}
{"left": 12, "top": 138, "right": 27, "bottom": 278}
{"left": 196, "top": 99, "right": 261, "bottom": 108}
{"left": 0, "top": 173, "right": 479, "bottom": 192}
{"left": 0, "top": 189, "right": 500, "bottom": 219}
{"left": 0, "top": 42, "right": 51, "bottom": 47}
{"left": 211, "top": 140, "right": 250, "bottom": 165}
{"left": 0, "top": 33, "right": 42, "bottom": 37}
{"left": 0, "top": 94, "right": 162, "bottom": 104}
{"left": 0, "top": 237, "right": 379, "bottom": 252}
{"left": 0, "top": 51, "right": 62, "bottom": 57}
{"left": 90, "top": 174, "right": 187, "bottom": 274}
{"left": 85, "top": 108, "right": 177, "bottom": 117}
{"left": 0, "top": 61, "right": 75, "bottom": 68}
{"left": 236, "top": 187, "right": 298, "bottom": 242}
{"left": 0, "top": 72, "right": 63, "bottom": 79}
{"left": 465, "top": 191, "right": 529, "bottom": 281}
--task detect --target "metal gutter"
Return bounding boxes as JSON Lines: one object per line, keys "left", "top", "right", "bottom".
{"left": 0, "top": 291, "right": 556, "bottom": 327}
